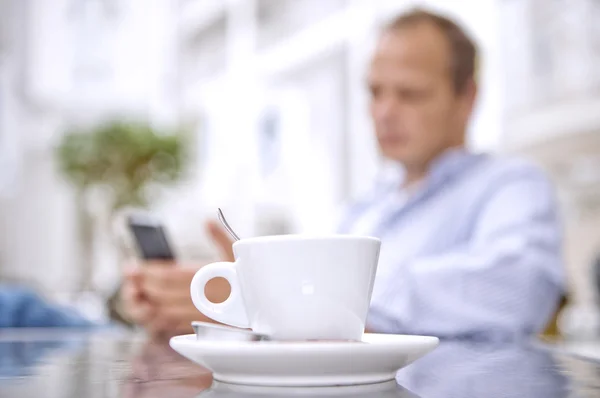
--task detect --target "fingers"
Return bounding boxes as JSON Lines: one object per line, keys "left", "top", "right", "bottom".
{"left": 121, "top": 278, "right": 156, "bottom": 324}
{"left": 205, "top": 219, "right": 235, "bottom": 262}
{"left": 141, "top": 265, "right": 229, "bottom": 306}
{"left": 122, "top": 261, "right": 229, "bottom": 335}
{"left": 141, "top": 265, "right": 197, "bottom": 304}
{"left": 135, "top": 294, "right": 198, "bottom": 338}
{"left": 143, "top": 263, "right": 195, "bottom": 286}
{"left": 124, "top": 267, "right": 143, "bottom": 288}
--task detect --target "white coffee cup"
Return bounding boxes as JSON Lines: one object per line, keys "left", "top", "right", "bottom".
{"left": 190, "top": 235, "right": 380, "bottom": 341}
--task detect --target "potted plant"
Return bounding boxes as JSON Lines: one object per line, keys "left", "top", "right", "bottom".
{"left": 55, "top": 120, "right": 190, "bottom": 291}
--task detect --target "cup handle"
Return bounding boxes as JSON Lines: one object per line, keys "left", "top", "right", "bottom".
{"left": 190, "top": 261, "right": 250, "bottom": 328}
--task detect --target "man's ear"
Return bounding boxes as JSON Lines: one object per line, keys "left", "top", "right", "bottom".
{"left": 460, "top": 78, "right": 478, "bottom": 120}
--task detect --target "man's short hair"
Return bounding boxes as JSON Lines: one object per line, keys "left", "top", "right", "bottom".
{"left": 383, "top": 8, "right": 478, "bottom": 94}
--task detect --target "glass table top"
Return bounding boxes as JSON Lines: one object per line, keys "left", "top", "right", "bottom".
{"left": 0, "top": 328, "right": 598, "bottom": 398}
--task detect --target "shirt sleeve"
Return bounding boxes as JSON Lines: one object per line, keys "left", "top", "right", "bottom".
{"left": 0, "top": 285, "right": 95, "bottom": 328}
{"left": 366, "top": 169, "right": 565, "bottom": 338}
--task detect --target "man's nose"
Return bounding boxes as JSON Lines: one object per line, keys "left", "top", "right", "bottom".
{"left": 373, "top": 96, "right": 400, "bottom": 122}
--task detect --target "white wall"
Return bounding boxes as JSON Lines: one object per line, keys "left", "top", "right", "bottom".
{"left": 0, "top": 0, "right": 181, "bottom": 295}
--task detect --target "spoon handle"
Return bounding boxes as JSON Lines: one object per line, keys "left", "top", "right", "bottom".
{"left": 217, "top": 208, "right": 241, "bottom": 241}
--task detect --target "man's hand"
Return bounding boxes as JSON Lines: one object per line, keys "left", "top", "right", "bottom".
{"left": 120, "top": 219, "right": 236, "bottom": 338}
{"left": 120, "top": 265, "right": 156, "bottom": 329}
{"left": 121, "top": 262, "right": 231, "bottom": 338}
{"left": 205, "top": 219, "right": 235, "bottom": 262}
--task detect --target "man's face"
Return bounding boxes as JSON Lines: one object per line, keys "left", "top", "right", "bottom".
{"left": 368, "top": 23, "right": 475, "bottom": 168}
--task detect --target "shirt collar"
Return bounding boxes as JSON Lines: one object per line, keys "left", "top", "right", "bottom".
{"left": 394, "top": 147, "right": 483, "bottom": 189}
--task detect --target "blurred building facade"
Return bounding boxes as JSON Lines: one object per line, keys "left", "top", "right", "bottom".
{"left": 0, "top": 0, "right": 598, "bottom": 315}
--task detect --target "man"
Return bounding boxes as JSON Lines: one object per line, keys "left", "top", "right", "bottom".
{"left": 121, "top": 9, "right": 565, "bottom": 339}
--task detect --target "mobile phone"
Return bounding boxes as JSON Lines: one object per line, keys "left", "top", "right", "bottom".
{"left": 127, "top": 214, "right": 176, "bottom": 261}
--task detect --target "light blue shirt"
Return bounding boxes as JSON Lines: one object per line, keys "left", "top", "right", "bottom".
{"left": 0, "top": 285, "right": 94, "bottom": 328}
{"left": 338, "top": 149, "right": 565, "bottom": 339}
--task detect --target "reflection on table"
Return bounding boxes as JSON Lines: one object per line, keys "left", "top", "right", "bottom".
{"left": 0, "top": 329, "right": 597, "bottom": 398}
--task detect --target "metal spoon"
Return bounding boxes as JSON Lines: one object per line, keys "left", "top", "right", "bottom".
{"left": 217, "top": 208, "right": 240, "bottom": 241}
{"left": 192, "top": 321, "right": 270, "bottom": 342}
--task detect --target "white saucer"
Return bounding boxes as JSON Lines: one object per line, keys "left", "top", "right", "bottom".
{"left": 200, "top": 380, "right": 415, "bottom": 397}
{"left": 169, "top": 333, "right": 439, "bottom": 387}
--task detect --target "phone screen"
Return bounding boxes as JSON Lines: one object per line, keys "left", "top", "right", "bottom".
{"left": 128, "top": 215, "right": 176, "bottom": 261}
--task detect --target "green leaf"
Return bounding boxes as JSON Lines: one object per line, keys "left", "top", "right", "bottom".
{"left": 55, "top": 120, "right": 191, "bottom": 210}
